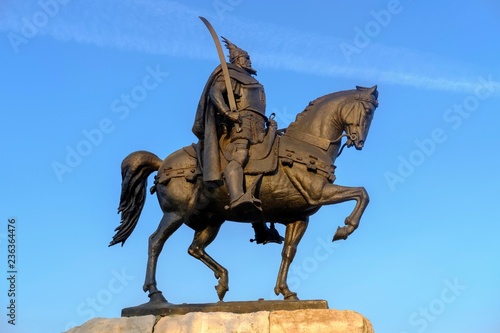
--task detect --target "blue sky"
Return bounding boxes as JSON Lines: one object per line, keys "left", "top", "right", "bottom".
{"left": 1, "top": 1, "right": 500, "bottom": 332}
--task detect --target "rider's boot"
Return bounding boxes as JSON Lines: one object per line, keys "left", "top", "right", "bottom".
{"left": 224, "top": 160, "right": 261, "bottom": 213}
{"left": 251, "top": 222, "right": 284, "bottom": 245}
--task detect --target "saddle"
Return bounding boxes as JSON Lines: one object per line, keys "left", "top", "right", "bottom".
{"left": 219, "top": 124, "right": 279, "bottom": 175}
{"left": 156, "top": 128, "right": 336, "bottom": 186}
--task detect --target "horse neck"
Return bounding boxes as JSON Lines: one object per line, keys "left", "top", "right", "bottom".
{"left": 287, "top": 96, "right": 345, "bottom": 158}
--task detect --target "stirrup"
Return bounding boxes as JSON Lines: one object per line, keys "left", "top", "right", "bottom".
{"left": 250, "top": 223, "right": 284, "bottom": 245}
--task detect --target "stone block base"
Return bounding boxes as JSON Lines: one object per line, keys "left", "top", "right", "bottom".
{"left": 66, "top": 309, "right": 373, "bottom": 333}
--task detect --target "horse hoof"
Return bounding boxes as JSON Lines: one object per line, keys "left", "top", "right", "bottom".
{"left": 333, "top": 226, "right": 347, "bottom": 241}
{"left": 215, "top": 283, "right": 228, "bottom": 301}
{"left": 148, "top": 291, "right": 168, "bottom": 303}
{"left": 284, "top": 292, "right": 299, "bottom": 301}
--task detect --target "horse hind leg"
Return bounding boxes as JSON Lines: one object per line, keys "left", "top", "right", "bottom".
{"left": 187, "top": 220, "right": 228, "bottom": 301}
{"left": 143, "top": 212, "right": 184, "bottom": 303}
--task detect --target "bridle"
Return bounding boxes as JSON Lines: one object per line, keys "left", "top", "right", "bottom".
{"left": 277, "top": 96, "right": 373, "bottom": 158}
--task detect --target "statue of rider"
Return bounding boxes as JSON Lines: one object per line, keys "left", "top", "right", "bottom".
{"left": 192, "top": 37, "right": 283, "bottom": 244}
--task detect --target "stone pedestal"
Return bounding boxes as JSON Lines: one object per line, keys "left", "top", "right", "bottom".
{"left": 122, "top": 299, "right": 329, "bottom": 317}
{"left": 65, "top": 308, "right": 374, "bottom": 333}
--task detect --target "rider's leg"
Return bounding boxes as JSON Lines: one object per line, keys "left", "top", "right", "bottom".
{"left": 224, "top": 139, "right": 283, "bottom": 243}
{"left": 224, "top": 139, "right": 249, "bottom": 206}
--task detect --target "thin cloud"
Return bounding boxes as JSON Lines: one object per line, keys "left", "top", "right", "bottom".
{"left": 2, "top": 0, "right": 499, "bottom": 96}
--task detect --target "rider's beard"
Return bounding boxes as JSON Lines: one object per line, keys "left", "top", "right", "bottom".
{"left": 244, "top": 65, "right": 257, "bottom": 75}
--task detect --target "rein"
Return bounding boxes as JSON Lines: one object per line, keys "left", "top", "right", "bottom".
{"left": 334, "top": 133, "right": 352, "bottom": 158}
{"left": 281, "top": 129, "right": 355, "bottom": 158}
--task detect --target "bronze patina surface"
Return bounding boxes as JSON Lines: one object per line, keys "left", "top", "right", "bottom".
{"left": 110, "top": 18, "right": 379, "bottom": 311}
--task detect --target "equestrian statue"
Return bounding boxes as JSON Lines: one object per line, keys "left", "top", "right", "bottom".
{"left": 109, "top": 18, "right": 379, "bottom": 304}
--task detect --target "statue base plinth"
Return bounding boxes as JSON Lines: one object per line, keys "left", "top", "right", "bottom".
{"left": 66, "top": 307, "right": 374, "bottom": 333}
{"left": 122, "top": 299, "right": 328, "bottom": 317}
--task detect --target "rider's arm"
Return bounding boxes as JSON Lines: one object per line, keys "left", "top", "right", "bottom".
{"left": 209, "top": 78, "right": 231, "bottom": 114}
{"left": 209, "top": 77, "right": 240, "bottom": 123}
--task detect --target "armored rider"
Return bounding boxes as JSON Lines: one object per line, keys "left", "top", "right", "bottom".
{"left": 192, "top": 37, "right": 282, "bottom": 244}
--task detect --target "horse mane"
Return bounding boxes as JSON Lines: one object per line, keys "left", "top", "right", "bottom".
{"left": 289, "top": 86, "right": 378, "bottom": 127}
{"left": 292, "top": 94, "right": 331, "bottom": 125}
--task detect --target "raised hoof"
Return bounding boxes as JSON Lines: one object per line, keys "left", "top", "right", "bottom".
{"left": 332, "top": 226, "right": 348, "bottom": 242}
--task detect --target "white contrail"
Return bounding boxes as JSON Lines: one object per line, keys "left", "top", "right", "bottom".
{"left": 2, "top": 0, "right": 498, "bottom": 95}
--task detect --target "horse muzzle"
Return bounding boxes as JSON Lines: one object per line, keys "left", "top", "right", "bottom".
{"left": 347, "top": 133, "right": 364, "bottom": 150}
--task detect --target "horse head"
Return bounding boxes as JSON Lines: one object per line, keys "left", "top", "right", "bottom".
{"left": 342, "top": 85, "right": 378, "bottom": 150}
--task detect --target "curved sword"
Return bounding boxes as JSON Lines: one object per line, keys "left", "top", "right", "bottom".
{"left": 199, "top": 16, "right": 241, "bottom": 131}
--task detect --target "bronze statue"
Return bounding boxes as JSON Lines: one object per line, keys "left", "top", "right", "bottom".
{"left": 110, "top": 18, "right": 378, "bottom": 304}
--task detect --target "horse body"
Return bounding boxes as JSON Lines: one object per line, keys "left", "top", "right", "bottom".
{"left": 110, "top": 86, "right": 378, "bottom": 303}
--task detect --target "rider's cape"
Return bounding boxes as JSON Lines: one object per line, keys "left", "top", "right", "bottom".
{"left": 192, "top": 63, "right": 260, "bottom": 183}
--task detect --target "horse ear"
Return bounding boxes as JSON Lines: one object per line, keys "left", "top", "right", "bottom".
{"left": 355, "top": 85, "right": 377, "bottom": 93}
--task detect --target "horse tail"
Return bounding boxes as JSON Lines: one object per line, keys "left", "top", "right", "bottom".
{"left": 109, "top": 150, "right": 162, "bottom": 247}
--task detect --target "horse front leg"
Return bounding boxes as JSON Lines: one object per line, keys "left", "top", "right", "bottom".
{"left": 318, "top": 183, "right": 369, "bottom": 241}
{"left": 143, "top": 212, "right": 184, "bottom": 303}
{"left": 274, "top": 219, "right": 308, "bottom": 300}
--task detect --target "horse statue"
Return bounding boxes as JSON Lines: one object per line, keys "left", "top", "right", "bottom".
{"left": 110, "top": 85, "right": 378, "bottom": 303}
